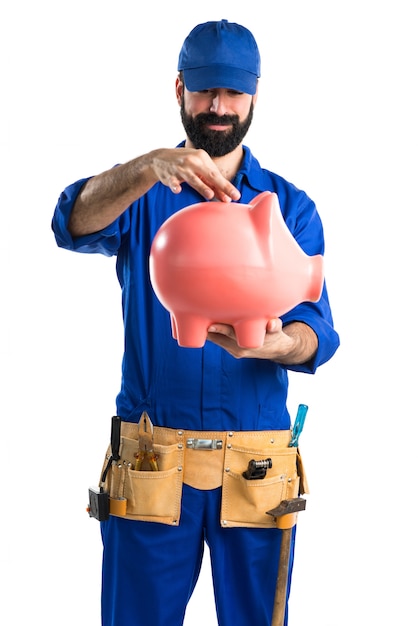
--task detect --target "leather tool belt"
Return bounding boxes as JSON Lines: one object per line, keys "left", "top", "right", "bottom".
{"left": 99, "top": 422, "right": 308, "bottom": 527}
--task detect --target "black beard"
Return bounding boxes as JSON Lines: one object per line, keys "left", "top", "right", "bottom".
{"left": 180, "top": 101, "right": 253, "bottom": 157}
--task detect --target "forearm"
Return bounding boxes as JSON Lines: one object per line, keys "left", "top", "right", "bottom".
{"left": 68, "top": 153, "right": 158, "bottom": 237}
{"left": 273, "top": 322, "right": 318, "bottom": 365}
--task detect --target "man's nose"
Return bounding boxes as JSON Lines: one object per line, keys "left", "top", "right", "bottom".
{"left": 209, "top": 93, "right": 227, "bottom": 115}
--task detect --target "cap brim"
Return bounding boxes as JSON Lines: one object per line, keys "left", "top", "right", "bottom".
{"left": 183, "top": 66, "right": 258, "bottom": 95}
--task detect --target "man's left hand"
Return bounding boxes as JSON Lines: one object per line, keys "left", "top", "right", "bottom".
{"left": 207, "top": 319, "right": 318, "bottom": 365}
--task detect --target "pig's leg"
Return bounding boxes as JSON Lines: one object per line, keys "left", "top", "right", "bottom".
{"left": 233, "top": 319, "right": 268, "bottom": 349}
{"left": 171, "top": 312, "right": 211, "bottom": 348}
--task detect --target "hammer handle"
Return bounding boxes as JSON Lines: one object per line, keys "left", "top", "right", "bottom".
{"left": 271, "top": 527, "right": 292, "bottom": 626}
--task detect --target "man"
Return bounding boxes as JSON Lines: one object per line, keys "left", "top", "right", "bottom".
{"left": 52, "top": 19, "right": 339, "bottom": 626}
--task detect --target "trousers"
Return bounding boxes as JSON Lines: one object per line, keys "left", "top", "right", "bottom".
{"left": 100, "top": 484, "right": 296, "bottom": 626}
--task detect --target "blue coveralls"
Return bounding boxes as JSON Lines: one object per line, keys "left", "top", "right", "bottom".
{"left": 52, "top": 144, "right": 340, "bottom": 626}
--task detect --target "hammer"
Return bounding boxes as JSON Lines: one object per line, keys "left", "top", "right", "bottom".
{"left": 266, "top": 497, "right": 306, "bottom": 626}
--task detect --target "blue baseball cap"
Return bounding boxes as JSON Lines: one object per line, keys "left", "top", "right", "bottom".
{"left": 178, "top": 20, "right": 261, "bottom": 95}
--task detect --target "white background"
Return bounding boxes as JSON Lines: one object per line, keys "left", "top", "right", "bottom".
{"left": 2, "top": 1, "right": 417, "bottom": 625}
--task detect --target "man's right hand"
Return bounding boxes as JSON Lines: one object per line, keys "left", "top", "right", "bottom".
{"left": 68, "top": 147, "right": 240, "bottom": 238}
{"left": 147, "top": 148, "right": 241, "bottom": 203}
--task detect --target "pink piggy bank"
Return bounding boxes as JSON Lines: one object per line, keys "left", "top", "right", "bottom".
{"left": 149, "top": 191, "right": 324, "bottom": 348}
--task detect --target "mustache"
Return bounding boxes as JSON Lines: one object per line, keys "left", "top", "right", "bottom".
{"left": 194, "top": 112, "right": 239, "bottom": 126}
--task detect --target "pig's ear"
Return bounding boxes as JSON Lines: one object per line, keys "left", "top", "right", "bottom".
{"left": 248, "top": 190, "right": 273, "bottom": 208}
{"left": 249, "top": 191, "right": 282, "bottom": 241}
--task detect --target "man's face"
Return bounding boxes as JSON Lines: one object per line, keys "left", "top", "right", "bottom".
{"left": 179, "top": 85, "right": 255, "bottom": 157}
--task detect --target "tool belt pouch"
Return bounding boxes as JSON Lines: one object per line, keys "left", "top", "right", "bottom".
{"left": 220, "top": 432, "right": 308, "bottom": 528}
{"left": 100, "top": 436, "right": 184, "bottom": 526}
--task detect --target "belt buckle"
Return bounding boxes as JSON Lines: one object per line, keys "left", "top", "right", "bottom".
{"left": 186, "top": 438, "right": 223, "bottom": 450}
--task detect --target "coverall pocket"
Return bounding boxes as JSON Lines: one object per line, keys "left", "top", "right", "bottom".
{"left": 221, "top": 444, "right": 301, "bottom": 528}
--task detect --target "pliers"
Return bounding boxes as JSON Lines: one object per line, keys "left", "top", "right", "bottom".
{"left": 134, "top": 411, "right": 159, "bottom": 471}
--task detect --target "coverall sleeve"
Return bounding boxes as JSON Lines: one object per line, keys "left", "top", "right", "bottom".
{"left": 51, "top": 177, "right": 130, "bottom": 257}
{"left": 278, "top": 188, "right": 340, "bottom": 373}
{"left": 281, "top": 292, "right": 340, "bottom": 374}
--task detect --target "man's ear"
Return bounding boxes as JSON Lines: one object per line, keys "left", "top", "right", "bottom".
{"left": 252, "top": 81, "right": 259, "bottom": 106}
{"left": 175, "top": 76, "right": 184, "bottom": 105}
